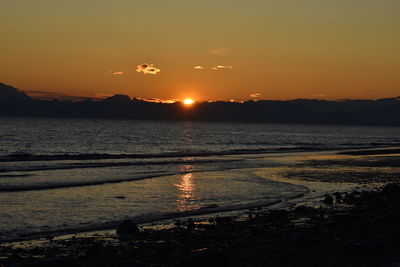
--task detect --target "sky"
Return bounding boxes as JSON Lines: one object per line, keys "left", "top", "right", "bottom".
{"left": 1, "top": 0, "right": 399, "bottom": 101}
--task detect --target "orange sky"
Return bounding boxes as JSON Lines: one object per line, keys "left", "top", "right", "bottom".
{"left": 1, "top": 1, "right": 399, "bottom": 101}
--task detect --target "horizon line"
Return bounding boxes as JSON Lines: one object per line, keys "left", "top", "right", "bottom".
{"left": 2, "top": 82, "right": 400, "bottom": 103}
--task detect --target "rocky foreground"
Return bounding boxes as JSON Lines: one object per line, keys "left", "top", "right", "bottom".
{"left": 2, "top": 183, "right": 400, "bottom": 266}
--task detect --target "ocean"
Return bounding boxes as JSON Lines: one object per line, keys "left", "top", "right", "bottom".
{"left": 1, "top": 117, "right": 400, "bottom": 242}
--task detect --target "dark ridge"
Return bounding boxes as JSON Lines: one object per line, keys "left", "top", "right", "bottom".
{"left": 0, "top": 82, "right": 32, "bottom": 101}
{"left": 1, "top": 83, "right": 400, "bottom": 126}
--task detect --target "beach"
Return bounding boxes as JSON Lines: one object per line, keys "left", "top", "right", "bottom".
{"left": 2, "top": 147, "right": 400, "bottom": 266}
{"left": 2, "top": 0, "right": 400, "bottom": 265}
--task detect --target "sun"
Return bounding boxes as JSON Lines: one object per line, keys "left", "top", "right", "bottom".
{"left": 183, "top": 98, "right": 195, "bottom": 105}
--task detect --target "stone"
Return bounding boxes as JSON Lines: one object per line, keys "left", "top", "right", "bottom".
{"left": 322, "top": 195, "right": 334, "bottom": 205}
{"left": 116, "top": 219, "right": 140, "bottom": 236}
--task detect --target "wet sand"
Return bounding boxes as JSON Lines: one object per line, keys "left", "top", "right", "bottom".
{"left": 2, "top": 148, "right": 400, "bottom": 266}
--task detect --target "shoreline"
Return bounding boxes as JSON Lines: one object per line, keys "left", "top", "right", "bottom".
{"left": 1, "top": 147, "right": 398, "bottom": 240}
{"left": 1, "top": 183, "right": 398, "bottom": 266}
{"left": 1, "top": 147, "right": 400, "bottom": 265}
{"left": 0, "top": 147, "right": 369, "bottom": 244}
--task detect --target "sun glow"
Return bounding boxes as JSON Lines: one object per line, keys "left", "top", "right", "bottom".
{"left": 183, "top": 98, "right": 195, "bottom": 105}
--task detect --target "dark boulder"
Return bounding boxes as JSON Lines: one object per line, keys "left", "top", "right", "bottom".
{"left": 382, "top": 183, "right": 400, "bottom": 197}
{"left": 294, "top": 205, "right": 315, "bottom": 217}
{"left": 322, "top": 195, "right": 334, "bottom": 205}
{"left": 116, "top": 219, "right": 140, "bottom": 236}
{"left": 269, "top": 209, "right": 289, "bottom": 223}
{"left": 215, "top": 216, "right": 233, "bottom": 226}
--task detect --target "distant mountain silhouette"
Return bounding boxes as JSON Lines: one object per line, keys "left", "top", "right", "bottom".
{"left": 102, "top": 94, "right": 132, "bottom": 104}
{"left": 1, "top": 82, "right": 399, "bottom": 126}
{"left": 0, "top": 83, "right": 31, "bottom": 101}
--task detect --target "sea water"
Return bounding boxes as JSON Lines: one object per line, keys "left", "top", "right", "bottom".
{"left": 1, "top": 117, "right": 400, "bottom": 242}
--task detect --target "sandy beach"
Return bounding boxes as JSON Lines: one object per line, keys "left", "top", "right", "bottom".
{"left": 2, "top": 148, "right": 400, "bottom": 266}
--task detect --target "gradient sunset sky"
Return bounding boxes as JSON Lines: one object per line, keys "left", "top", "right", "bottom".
{"left": 1, "top": 0, "right": 399, "bottom": 101}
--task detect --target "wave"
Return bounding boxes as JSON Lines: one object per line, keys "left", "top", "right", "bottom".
{"left": 0, "top": 150, "right": 283, "bottom": 162}
{"left": 0, "top": 174, "right": 34, "bottom": 178}
{"left": 0, "top": 158, "right": 242, "bottom": 173}
{"left": 2, "top": 142, "right": 398, "bottom": 163}
{"left": 0, "top": 172, "right": 172, "bottom": 192}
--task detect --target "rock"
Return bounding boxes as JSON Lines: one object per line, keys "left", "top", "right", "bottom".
{"left": 343, "top": 194, "right": 357, "bottom": 205}
{"left": 351, "top": 190, "right": 362, "bottom": 196}
{"left": 186, "top": 218, "right": 195, "bottom": 228}
{"left": 294, "top": 205, "right": 315, "bottom": 217}
{"left": 270, "top": 209, "right": 288, "bottom": 221}
{"left": 174, "top": 220, "right": 182, "bottom": 227}
{"left": 116, "top": 219, "right": 140, "bottom": 236}
{"left": 215, "top": 216, "right": 233, "bottom": 226}
{"left": 382, "top": 183, "right": 400, "bottom": 197}
{"left": 334, "top": 192, "right": 342, "bottom": 200}
{"left": 322, "top": 195, "right": 334, "bottom": 205}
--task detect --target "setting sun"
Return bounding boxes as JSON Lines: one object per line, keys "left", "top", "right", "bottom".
{"left": 183, "top": 98, "right": 194, "bottom": 105}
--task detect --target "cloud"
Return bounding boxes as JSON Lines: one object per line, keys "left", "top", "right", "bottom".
{"left": 25, "top": 91, "right": 108, "bottom": 102}
{"left": 112, "top": 71, "right": 124, "bottom": 75}
{"left": 211, "top": 65, "right": 233, "bottom": 70}
{"left": 217, "top": 65, "right": 233, "bottom": 69}
{"left": 209, "top": 47, "right": 231, "bottom": 56}
{"left": 250, "top": 93, "right": 261, "bottom": 98}
{"left": 136, "top": 97, "right": 178, "bottom": 103}
{"left": 136, "top": 63, "right": 161, "bottom": 75}
{"left": 229, "top": 99, "right": 244, "bottom": 103}
{"left": 194, "top": 66, "right": 204, "bottom": 70}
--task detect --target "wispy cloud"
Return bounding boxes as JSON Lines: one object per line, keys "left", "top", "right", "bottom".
{"left": 209, "top": 47, "right": 231, "bottom": 56}
{"left": 136, "top": 97, "right": 178, "bottom": 104}
{"left": 25, "top": 91, "right": 109, "bottom": 102}
{"left": 229, "top": 99, "right": 244, "bottom": 103}
{"left": 112, "top": 71, "right": 124, "bottom": 75}
{"left": 136, "top": 63, "right": 161, "bottom": 75}
{"left": 194, "top": 66, "right": 204, "bottom": 70}
{"left": 250, "top": 93, "right": 261, "bottom": 98}
{"left": 211, "top": 65, "right": 233, "bottom": 70}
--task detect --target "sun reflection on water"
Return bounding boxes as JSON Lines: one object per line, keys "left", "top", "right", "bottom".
{"left": 175, "top": 170, "right": 199, "bottom": 212}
